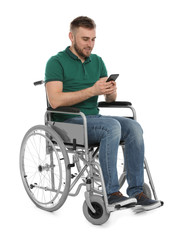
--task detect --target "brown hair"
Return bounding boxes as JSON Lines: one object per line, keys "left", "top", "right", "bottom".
{"left": 70, "top": 16, "right": 96, "bottom": 32}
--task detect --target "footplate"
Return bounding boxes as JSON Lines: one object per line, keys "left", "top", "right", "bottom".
{"left": 107, "top": 198, "right": 137, "bottom": 212}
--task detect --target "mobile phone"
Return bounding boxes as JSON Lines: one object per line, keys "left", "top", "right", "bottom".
{"left": 106, "top": 74, "right": 119, "bottom": 82}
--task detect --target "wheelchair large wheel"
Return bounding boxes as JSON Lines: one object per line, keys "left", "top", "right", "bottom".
{"left": 20, "top": 125, "right": 71, "bottom": 212}
{"left": 83, "top": 195, "right": 110, "bottom": 225}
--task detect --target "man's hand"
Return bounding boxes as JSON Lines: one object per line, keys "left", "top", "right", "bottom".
{"left": 92, "top": 77, "right": 117, "bottom": 96}
{"left": 105, "top": 80, "right": 117, "bottom": 102}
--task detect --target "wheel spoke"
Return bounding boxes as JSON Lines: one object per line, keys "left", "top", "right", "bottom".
{"left": 20, "top": 126, "right": 70, "bottom": 211}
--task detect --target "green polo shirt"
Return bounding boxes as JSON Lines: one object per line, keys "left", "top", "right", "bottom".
{"left": 45, "top": 46, "right": 108, "bottom": 122}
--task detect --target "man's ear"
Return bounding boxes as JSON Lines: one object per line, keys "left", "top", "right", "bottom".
{"left": 69, "top": 32, "right": 74, "bottom": 42}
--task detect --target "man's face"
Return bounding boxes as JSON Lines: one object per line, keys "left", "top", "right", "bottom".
{"left": 71, "top": 27, "right": 96, "bottom": 59}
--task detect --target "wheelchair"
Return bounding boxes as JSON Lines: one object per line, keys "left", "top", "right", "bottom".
{"left": 19, "top": 80, "right": 160, "bottom": 225}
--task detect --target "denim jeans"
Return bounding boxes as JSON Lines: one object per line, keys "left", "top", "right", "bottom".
{"left": 64, "top": 115, "right": 144, "bottom": 197}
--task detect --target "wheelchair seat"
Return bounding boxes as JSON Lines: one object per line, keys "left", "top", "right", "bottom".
{"left": 47, "top": 104, "right": 127, "bottom": 148}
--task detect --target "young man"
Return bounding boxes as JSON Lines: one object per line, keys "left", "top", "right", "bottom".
{"left": 45, "top": 16, "right": 162, "bottom": 210}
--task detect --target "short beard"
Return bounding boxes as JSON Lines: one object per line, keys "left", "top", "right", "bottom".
{"left": 74, "top": 42, "right": 91, "bottom": 59}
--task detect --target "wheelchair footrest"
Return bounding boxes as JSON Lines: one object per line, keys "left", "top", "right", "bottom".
{"left": 108, "top": 198, "right": 137, "bottom": 212}
{"left": 115, "top": 202, "right": 136, "bottom": 210}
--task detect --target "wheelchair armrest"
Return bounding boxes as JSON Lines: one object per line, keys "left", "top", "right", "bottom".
{"left": 98, "top": 101, "right": 137, "bottom": 120}
{"left": 98, "top": 101, "right": 132, "bottom": 108}
{"left": 47, "top": 106, "right": 80, "bottom": 113}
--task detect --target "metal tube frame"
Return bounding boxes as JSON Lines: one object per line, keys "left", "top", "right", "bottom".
{"left": 44, "top": 104, "right": 158, "bottom": 213}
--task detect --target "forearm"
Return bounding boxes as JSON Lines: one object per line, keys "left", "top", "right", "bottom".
{"left": 105, "top": 92, "right": 117, "bottom": 102}
{"left": 48, "top": 87, "right": 95, "bottom": 109}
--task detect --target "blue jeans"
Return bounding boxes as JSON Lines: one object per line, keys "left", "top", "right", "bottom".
{"left": 64, "top": 115, "right": 144, "bottom": 197}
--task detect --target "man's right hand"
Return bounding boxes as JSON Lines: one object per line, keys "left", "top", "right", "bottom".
{"left": 92, "top": 77, "right": 116, "bottom": 96}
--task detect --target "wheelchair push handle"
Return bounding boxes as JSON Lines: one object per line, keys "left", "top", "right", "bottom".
{"left": 33, "top": 80, "right": 45, "bottom": 86}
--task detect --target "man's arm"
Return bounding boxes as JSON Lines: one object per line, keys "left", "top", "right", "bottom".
{"left": 46, "top": 81, "right": 94, "bottom": 109}
{"left": 46, "top": 77, "right": 116, "bottom": 109}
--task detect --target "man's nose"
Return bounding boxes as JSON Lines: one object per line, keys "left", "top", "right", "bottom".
{"left": 87, "top": 40, "right": 93, "bottom": 48}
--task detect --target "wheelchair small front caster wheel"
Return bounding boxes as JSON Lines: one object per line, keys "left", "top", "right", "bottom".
{"left": 83, "top": 195, "right": 110, "bottom": 225}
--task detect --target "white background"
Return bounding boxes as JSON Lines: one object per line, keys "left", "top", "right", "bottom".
{"left": 1, "top": 0, "right": 184, "bottom": 239}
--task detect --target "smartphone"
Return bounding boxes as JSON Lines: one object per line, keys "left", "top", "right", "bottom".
{"left": 106, "top": 74, "right": 119, "bottom": 82}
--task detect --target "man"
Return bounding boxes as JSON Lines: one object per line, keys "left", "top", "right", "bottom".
{"left": 45, "top": 16, "right": 162, "bottom": 210}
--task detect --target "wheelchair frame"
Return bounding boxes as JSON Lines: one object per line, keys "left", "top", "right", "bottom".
{"left": 19, "top": 80, "right": 159, "bottom": 225}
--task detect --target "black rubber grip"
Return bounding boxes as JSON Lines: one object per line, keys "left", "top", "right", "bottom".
{"left": 98, "top": 101, "right": 132, "bottom": 107}
{"left": 33, "top": 80, "right": 44, "bottom": 86}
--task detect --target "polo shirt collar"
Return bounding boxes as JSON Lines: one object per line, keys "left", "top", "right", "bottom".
{"left": 65, "top": 46, "right": 91, "bottom": 63}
